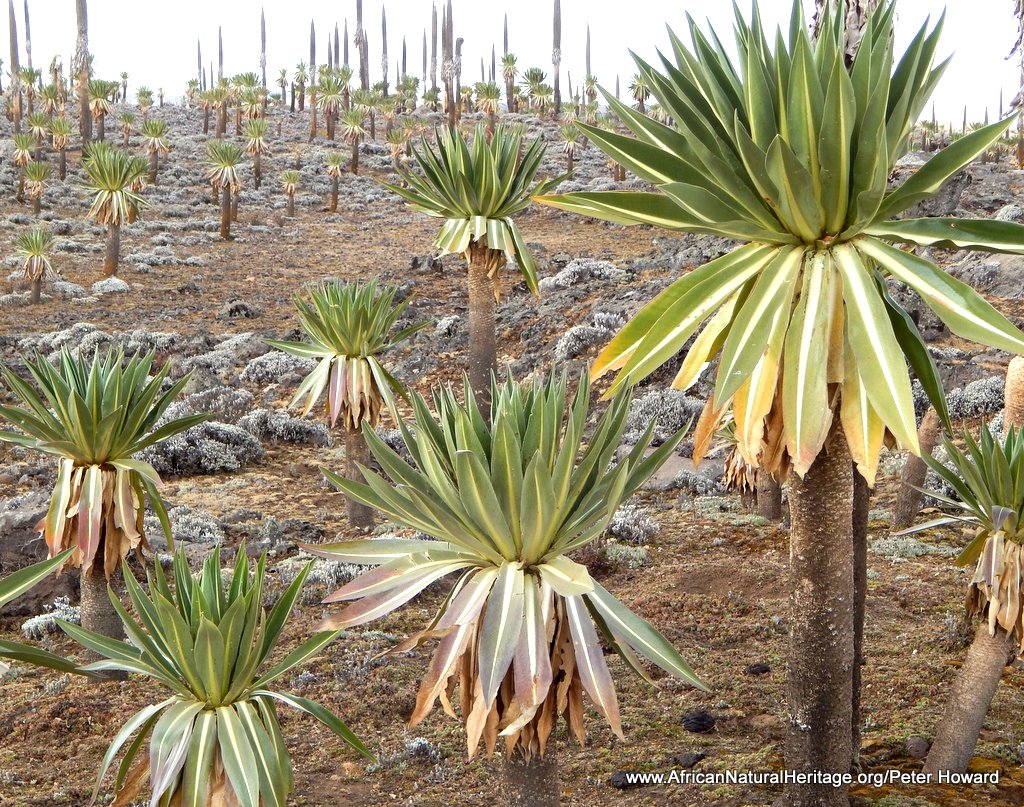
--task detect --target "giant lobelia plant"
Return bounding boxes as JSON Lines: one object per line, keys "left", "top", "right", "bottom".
{"left": 382, "top": 124, "right": 560, "bottom": 406}
{"left": 305, "top": 372, "right": 705, "bottom": 804}
{"left": 0, "top": 348, "right": 208, "bottom": 639}
{"left": 537, "top": 2, "right": 1024, "bottom": 805}
{"left": 905, "top": 425, "right": 1024, "bottom": 774}
{"left": 267, "top": 279, "right": 427, "bottom": 529}
{"left": 24, "top": 546, "right": 371, "bottom": 806}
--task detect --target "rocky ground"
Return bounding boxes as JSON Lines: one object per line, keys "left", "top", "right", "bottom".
{"left": 0, "top": 102, "right": 1023, "bottom": 806}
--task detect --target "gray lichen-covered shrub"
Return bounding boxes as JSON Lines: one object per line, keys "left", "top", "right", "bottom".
{"left": 538, "top": 257, "right": 627, "bottom": 291}
{"left": 182, "top": 386, "right": 254, "bottom": 423}
{"left": 178, "top": 332, "right": 269, "bottom": 379}
{"left": 20, "top": 597, "right": 80, "bottom": 640}
{"left": 433, "top": 315, "right": 461, "bottom": 340}
{"left": 240, "top": 351, "right": 316, "bottom": 384}
{"left": 143, "top": 506, "right": 224, "bottom": 545}
{"left": 553, "top": 325, "right": 610, "bottom": 361}
{"left": 602, "top": 542, "right": 651, "bottom": 570}
{"left": 276, "top": 554, "right": 368, "bottom": 605}
{"left": 367, "top": 736, "right": 447, "bottom": 773}
{"left": 671, "top": 468, "right": 725, "bottom": 497}
{"left": 607, "top": 501, "right": 660, "bottom": 545}
{"left": 868, "top": 535, "right": 957, "bottom": 559}
{"left": 554, "top": 311, "right": 627, "bottom": 360}
{"left": 946, "top": 376, "right": 1003, "bottom": 419}
{"left": 623, "top": 389, "right": 704, "bottom": 445}
{"left": 138, "top": 414, "right": 264, "bottom": 476}
{"left": 91, "top": 277, "right": 130, "bottom": 295}
{"left": 20, "top": 601, "right": 79, "bottom": 644}
{"left": 18, "top": 322, "right": 108, "bottom": 355}
{"left": 237, "top": 408, "right": 330, "bottom": 446}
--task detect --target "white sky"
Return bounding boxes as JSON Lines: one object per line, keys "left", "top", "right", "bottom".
{"left": 2, "top": 1, "right": 1019, "bottom": 126}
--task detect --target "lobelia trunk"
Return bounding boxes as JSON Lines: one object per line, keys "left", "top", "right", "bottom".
{"left": 286, "top": 192, "right": 294, "bottom": 218}
{"left": 254, "top": 152, "right": 261, "bottom": 189}
{"left": 1004, "top": 355, "right": 1024, "bottom": 427}
{"left": 16, "top": 174, "right": 24, "bottom": 203}
{"left": 58, "top": 149, "right": 66, "bottom": 180}
{"left": 330, "top": 175, "right": 339, "bottom": 212}
{"left": 344, "top": 426, "right": 375, "bottom": 530}
{"left": 149, "top": 149, "right": 159, "bottom": 185}
{"left": 756, "top": 472, "right": 783, "bottom": 521}
{"left": 231, "top": 192, "right": 238, "bottom": 223}
{"left": 779, "top": 424, "right": 855, "bottom": 807}
{"left": 923, "top": 624, "right": 1015, "bottom": 774}
{"left": 79, "top": 564, "right": 124, "bottom": 642}
{"left": 32, "top": 194, "right": 40, "bottom": 215}
{"left": 30, "top": 277, "right": 40, "bottom": 304}
{"left": 97, "top": 113, "right": 105, "bottom": 141}
{"left": 851, "top": 471, "right": 869, "bottom": 769}
{"left": 350, "top": 138, "right": 360, "bottom": 175}
{"left": 103, "top": 223, "right": 120, "bottom": 276}
{"left": 502, "top": 748, "right": 559, "bottom": 806}
{"left": 203, "top": 105, "right": 210, "bottom": 134}
{"left": 466, "top": 242, "right": 502, "bottom": 412}
{"left": 220, "top": 186, "right": 231, "bottom": 239}
{"left": 891, "top": 407, "right": 940, "bottom": 531}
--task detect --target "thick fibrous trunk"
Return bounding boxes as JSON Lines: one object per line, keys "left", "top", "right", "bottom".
{"left": 502, "top": 749, "right": 559, "bottom": 806}
{"left": 253, "top": 152, "right": 261, "bottom": 189}
{"left": 1005, "top": 356, "right": 1024, "bottom": 428}
{"left": 149, "top": 150, "right": 159, "bottom": 184}
{"left": 891, "top": 407, "right": 940, "bottom": 531}
{"left": 756, "top": 472, "right": 782, "bottom": 521}
{"left": 350, "top": 138, "right": 360, "bottom": 175}
{"left": 851, "top": 470, "right": 869, "bottom": 768}
{"left": 30, "top": 277, "right": 40, "bottom": 304}
{"left": 780, "top": 424, "right": 854, "bottom": 807}
{"left": 103, "top": 223, "right": 120, "bottom": 276}
{"left": 344, "top": 426, "right": 375, "bottom": 530}
{"left": 286, "top": 192, "right": 294, "bottom": 217}
{"left": 80, "top": 564, "right": 123, "bottom": 642}
{"left": 466, "top": 243, "right": 502, "bottom": 411}
{"left": 330, "top": 176, "right": 339, "bottom": 212}
{"left": 58, "top": 149, "right": 66, "bottom": 180}
{"left": 924, "top": 624, "right": 1015, "bottom": 774}
{"left": 220, "top": 186, "right": 231, "bottom": 239}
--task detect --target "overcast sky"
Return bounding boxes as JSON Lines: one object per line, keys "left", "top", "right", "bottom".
{"left": 2, "top": 1, "right": 1019, "bottom": 125}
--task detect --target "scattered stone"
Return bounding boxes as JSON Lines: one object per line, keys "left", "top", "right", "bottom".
{"left": 217, "top": 299, "right": 262, "bottom": 319}
{"left": 904, "top": 736, "right": 931, "bottom": 760}
{"left": 745, "top": 663, "right": 771, "bottom": 675}
{"left": 608, "top": 772, "right": 644, "bottom": 790}
{"left": 669, "top": 751, "right": 706, "bottom": 769}
{"left": 681, "top": 708, "right": 716, "bottom": 733}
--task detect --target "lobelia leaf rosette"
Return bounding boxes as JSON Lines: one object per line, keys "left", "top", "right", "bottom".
{"left": 304, "top": 371, "right": 706, "bottom": 760}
